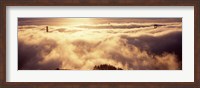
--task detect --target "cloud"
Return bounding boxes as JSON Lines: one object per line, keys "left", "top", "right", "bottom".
{"left": 78, "top": 23, "right": 152, "bottom": 29}
{"left": 18, "top": 38, "right": 61, "bottom": 70}
{"left": 121, "top": 31, "right": 182, "bottom": 61}
{"left": 18, "top": 22, "right": 182, "bottom": 70}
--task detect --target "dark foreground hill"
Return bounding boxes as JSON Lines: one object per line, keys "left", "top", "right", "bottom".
{"left": 93, "top": 64, "right": 123, "bottom": 70}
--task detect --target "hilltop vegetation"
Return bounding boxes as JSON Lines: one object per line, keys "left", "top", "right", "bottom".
{"left": 93, "top": 64, "right": 123, "bottom": 70}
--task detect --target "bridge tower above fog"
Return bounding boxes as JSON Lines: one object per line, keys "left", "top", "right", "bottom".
{"left": 46, "top": 26, "right": 48, "bottom": 32}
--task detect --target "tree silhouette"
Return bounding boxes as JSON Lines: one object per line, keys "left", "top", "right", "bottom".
{"left": 93, "top": 64, "right": 123, "bottom": 70}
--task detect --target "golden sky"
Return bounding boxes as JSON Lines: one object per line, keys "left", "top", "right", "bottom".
{"left": 18, "top": 18, "right": 182, "bottom": 26}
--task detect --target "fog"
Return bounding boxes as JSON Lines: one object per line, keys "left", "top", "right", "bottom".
{"left": 18, "top": 19, "right": 182, "bottom": 70}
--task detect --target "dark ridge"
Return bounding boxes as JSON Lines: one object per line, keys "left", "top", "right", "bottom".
{"left": 93, "top": 64, "right": 123, "bottom": 70}
{"left": 56, "top": 68, "right": 71, "bottom": 70}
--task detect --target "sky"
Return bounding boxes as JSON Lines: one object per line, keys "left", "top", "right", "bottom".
{"left": 18, "top": 18, "right": 182, "bottom": 26}
{"left": 18, "top": 18, "right": 182, "bottom": 70}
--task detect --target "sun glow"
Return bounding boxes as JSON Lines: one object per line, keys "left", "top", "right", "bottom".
{"left": 63, "top": 18, "right": 95, "bottom": 26}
